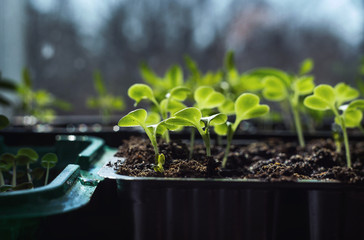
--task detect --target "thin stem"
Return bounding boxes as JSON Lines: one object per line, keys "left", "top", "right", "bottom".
{"left": 340, "top": 119, "right": 351, "bottom": 168}
{"left": 222, "top": 123, "right": 234, "bottom": 168}
{"left": 189, "top": 128, "right": 195, "bottom": 159}
{"left": 12, "top": 163, "right": 16, "bottom": 187}
{"left": 0, "top": 171, "right": 4, "bottom": 186}
{"left": 27, "top": 163, "right": 32, "bottom": 183}
{"left": 44, "top": 165, "right": 50, "bottom": 185}
{"left": 291, "top": 104, "right": 305, "bottom": 147}
{"left": 202, "top": 133, "right": 211, "bottom": 157}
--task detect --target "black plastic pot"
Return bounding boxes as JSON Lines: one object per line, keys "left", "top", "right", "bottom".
{"left": 99, "top": 154, "right": 364, "bottom": 240}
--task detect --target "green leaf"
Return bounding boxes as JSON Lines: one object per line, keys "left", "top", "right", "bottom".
{"left": 248, "top": 68, "right": 291, "bottom": 86}
{"left": 153, "top": 153, "right": 165, "bottom": 173}
{"left": 165, "top": 107, "right": 202, "bottom": 128}
{"left": 118, "top": 109, "right": 147, "bottom": 127}
{"left": 166, "top": 65, "right": 183, "bottom": 87}
{"left": 22, "top": 68, "right": 32, "bottom": 88}
{"left": 304, "top": 96, "right": 331, "bottom": 111}
{"left": 262, "top": 76, "right": 287, "bottom": 101}
{"left": 200, "top": 71, "right": 223, "bottom": 86}
{"left": 218, "top": 99, "right": 235, "bottom": 115}
{"left": 145, "top": 111, "right": 161, "bottom": 125}
{"left": 299, "top": 58, "right": 314, "bottom": 75}
{"left": 93, "top": 70, "right": 106, "bottom": 96}
{"left": 169, "top": 86, "right": 190, "bottom": 101}
{"left": 0, "top": 153, "right": 16, "bottom": 164}
{"left": 0, "top": 115, "right": 9, "bottom": 130}
{"left": 201, "top": 113, "right": 227, "bottom": 126}
{"left": 0, "top": 160, "right": 11, "bottom": 171}
{"left": 343, "top": 109, "right": 362, "bottom": 128}
{"left": 224, "top": 51, "right": 235, "bottom": 71}
{"left": 313, "top": 84, "right": 335, "bottom": 106}
{"left": 334, "top": 83, "right": 359, "bottom": 106}
{"left": 16, "top": 155, "right": 32, "bottom": 165}
{"left": 128, "top": 84, "right": 155, "bottom": 106}
{"left": 294, "top": 76, "right": 315, "bottom": 95}
{"left": 347, "top": 99, "right": 364, "bottom": 110}
{"left": 235, "top": 93, "right": 269, "bottom": 122}
{"left": 160, "top": 99, "right": 186, "bottom": 115}
{"left": 194, "top": 86, "right": 225, "bottom": 109}
{"left": 214, "top": 122, "right": 228, "bottom": 136}
{"left": 139, "top": 62, "right": 160, "bottom": 86}
{"left": 17, "top": 148, "right": 38, "bottom": 163}
{"left": 240, "top": 75, "right": 264, "bottom": 91}
{"left": 41, "top": 153, "right": 58, "bottom": 169}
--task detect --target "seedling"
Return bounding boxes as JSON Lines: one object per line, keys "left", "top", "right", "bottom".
{"left": 184, "top": 55, "right": 223, "bottom": 92}
{"left": 0, "top": 71, "right": 17, "bottom": 107}
{"left": 0, "top": 153, "right": 18, "bottom": 187}
{"left": 0, "top": 158, "right": 11, "bottom": 186}
{"left": 304, "top": 83, "right": 360, "bottom": 168}
{"left": 139, "top": 63, "right": 184, "bottom": 101}
{"left": 165, "top": 107, "right": 227, "bottom": 156}
{"left": 17, "top": 148, "right": 39, "bottom": 184}
{"left": 17, "top": 68, "right": 71, "bottom": 123}
{"left": 261, "top": 59, "right": 315, "bottom": 147}
{"left": 118, "top": 109, "right": 173, "bottom": 167}
{"left": 87, "top": 70, "right": 125, "bottom": 123}
{"left": 41, "top": 153, "right": 58, "bottom": 185}
{"left": 215, "top": 93, "right": 270, "bottom": 168}
{"left": 128, "top": 83, "right": 190, "bottom": 142}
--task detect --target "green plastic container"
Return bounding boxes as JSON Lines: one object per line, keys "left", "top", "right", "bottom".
{"left": 0, "top": 135, "right": 105, "bottom": 240}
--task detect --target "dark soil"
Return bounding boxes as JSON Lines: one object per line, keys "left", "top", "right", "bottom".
{"left": 111, "top": 136, "right": 364, "bottom": 183}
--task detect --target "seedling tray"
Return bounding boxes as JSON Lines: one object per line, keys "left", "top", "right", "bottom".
{"left": 0, "top": 135, "right": 105, "bottom": 239}
{"left": 99, "top": 155, "right": 364, "bottom": 240}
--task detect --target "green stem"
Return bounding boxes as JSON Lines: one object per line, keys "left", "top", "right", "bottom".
{"left": 12, "top": 163, "right": 16, "bottom": 187}
{"left": 333, "top": 109, "right": 351, "bottom": 168}
{"left": 189, "top": 128, "right": 195, "bottom": 159}
{"left": 0, "top": 171, "right": 4, "bottom": 186}
{"left": 27, "top": 163, "right": 32, "bottom": 183}
{"left": 44, "top": 166, "right": 49, "bottom": 185}
{"left": 340, "top": 120, "right": 351, "bottom": 168}
{"left": 202, "top": 133, "right": 211, "bottom": 157}
{"left": 291, "top": 104, "right": 305, "bottom": 147}
{"left": 222, "top": 124, "right": 234, "bottom": 168}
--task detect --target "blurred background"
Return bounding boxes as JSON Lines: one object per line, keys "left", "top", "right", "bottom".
{"left": 1, "top": 0, "right": 364, "bottom": 119}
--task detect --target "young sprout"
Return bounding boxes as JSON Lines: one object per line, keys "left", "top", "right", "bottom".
{"left": 304, "top": 83, "right": 360, "bottom": 168}
{"left": 0, "top": 159, "right": 11, "bottom": 186}
{"left": 118, "top": 109, "right": 173, "bottom": 168}
{"left": 215, "top": 93, "right": 270, "bottom": 168}
{"left": 139, "top": 63, "right": 184, "bottom": 101}
{"left": 0, "top": 153, "right": 17, "bottom": 187}
{"left": 165, "top": 107, "right": 227, "bottom": 156}
{"left": 261, "top": 59, "right": 315, "bottom": 147}
{"left": 17, "top": 148, "right": 39, "bottom": 184}
{"left": 17, "top": 68, "right": 71, "bottom": 123}
{"left": 41, "top": 153, "right": 58, "bottom": 185}
{"left": 87, "top": 70, "right": 125, "bottom": 123}
{"left": 128, "top": 84, "right": 190, "bottom": 142}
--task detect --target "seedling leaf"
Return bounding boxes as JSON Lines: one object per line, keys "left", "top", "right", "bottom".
{"left": 334, "top": 83, "right": 359, "bottom": 106}
{"left": 128, "top": 84, "right": 155, "bottom": 106}
{"left": 262, "top": 76, "right": 287, "bottom": 101}
{"left": 303, "top": 96, "right": 330, "bottom": 110}
{"left": 17, "top": 148, "right": 39, "bottom": 163}
{"left": 299, "top": 58, "right": 314, "bottom": 75}
{"left": 294, "top": 76, "right": 315, "bottom": 95}
{"left": 118, "top": 109, "right": 147, "bottom": 127}
{"left": 235, "top": 93, "right": 269, "bottom": 122}
{"left": 41, "top": 153, "right": 58, "bottom": 168}
{"left": 194, "top": 86, "right": 225, "bottom": 109}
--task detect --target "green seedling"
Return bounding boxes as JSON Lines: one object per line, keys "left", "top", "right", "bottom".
{"left": 0, "top": 71, "right": 17, "bottom": 107}
{"left": 17, "top": 68, "right": 71, "bottom": 123}
{"left": 0, "top": 153, "right": 18, "bottom": 187}
{"left": 128, "top": 84, "right": 190, "bottom": 142}
{"left": 153, "top": 154, "right": 165, "bottom": 173}
{"left": 41, "top": 153, "right": 58, "bottom": 185}
{"left": 0, "top": 115, "right": 9, "bottom": 130}
{"left": 304, "top": 83, "right": 360, "bottom": 168}
{"left": 118, "top": 109, "right": 172, "bottom": 166}
{"left": 87, "top": 70, "right": 125, "bottom": 123}
{"left": 0, "top": 158, "right": 11, "bottom": 186}
{"left": 215, "top": 93, "right": 270, "bottom": 168}
{"left": 261, "top": 59, "right": 315, "bottom": 147}
{"left": 340, "top": 99, "right": 364, "bottom": 133}
{"left": 139, "top": 63, "right": 184, "bottom": 101}
{"left": 165, "top": 107, "right": 227, "bottom": 156}
{"left": 17, "top": 148, "right": 39, "bottom": 184}
{"left": 184, "top": 55, "right": 223, "bottom": 92}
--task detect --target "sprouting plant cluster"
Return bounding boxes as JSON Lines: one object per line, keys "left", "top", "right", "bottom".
{"left": 118, "top": 52, "right": 364, "bottom": 171}
{"left": 0, "top": 148, "right": 58, "bottom": 192}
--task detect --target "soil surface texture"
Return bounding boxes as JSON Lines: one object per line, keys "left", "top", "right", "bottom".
{"left": 110, "top": 136, "right": 364, "bottom": 183}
